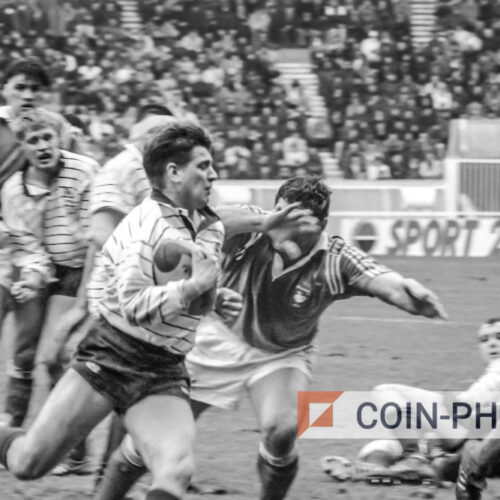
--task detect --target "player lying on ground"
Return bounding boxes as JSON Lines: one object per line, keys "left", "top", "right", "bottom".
{"left": 321, "top": 318, "right": 500, "bottom": 500}
{"left": 95, "top": 175, "right": 448, "bottom": 500}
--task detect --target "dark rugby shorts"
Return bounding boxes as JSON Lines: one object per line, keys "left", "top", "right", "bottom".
{"left": 72, "top": 317, "right": 190, "bottom": 414}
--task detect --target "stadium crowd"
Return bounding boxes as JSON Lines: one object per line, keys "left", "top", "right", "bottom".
{"left": 0, "top": 0, "right": 499, "bottom": 180}
{"left": 2, "top": 0, "right": 500, "bottom": 180}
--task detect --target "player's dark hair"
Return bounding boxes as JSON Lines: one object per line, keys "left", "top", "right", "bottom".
{"left": 2, "top": 58, "right": 51, "bottom": 86}
{"left": 485, "top": 318, "right": 500, "bottom": 325}
{"left": 275, "top": 175, "right": 331, "bottom": 221}
{"left": 143, "top": 122, "right": 212, "bottom": 188}
{"left": 136, "top": 104, "right": 173, "bottom": 123}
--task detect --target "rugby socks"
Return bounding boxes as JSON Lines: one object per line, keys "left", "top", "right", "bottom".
{"left": 5, "top": 377, "right": 32, "bottom": 427}
{"left": 257, "top": 443, "right": 299, "bottom": 500}
{"left": 0, "top": 427, "right": 24, "bottom": 469}
{"left": 94, "top": 444, "right": 146, "bottom": 500}
{"left": 145, "top": 490, "right": 179, "bottom": 500}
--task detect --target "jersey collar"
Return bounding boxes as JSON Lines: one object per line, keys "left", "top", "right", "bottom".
{"left": 21, "top": 155, "right": 64, "bottom": 198}
{"left": 150, "top": 188, "right": 220, "bottom": 235}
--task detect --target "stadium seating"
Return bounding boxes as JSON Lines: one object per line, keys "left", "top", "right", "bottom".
{"left": 0, "top": 0, "right": 497, "bottom": 180}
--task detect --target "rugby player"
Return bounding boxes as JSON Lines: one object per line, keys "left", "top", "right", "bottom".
{"left": 0, "top": 58, "right": 86, "bottom": 429}
{"left": 453, "top": 318, "right": 500, "bottom": 500}
{"left": 321, "top": 318, "right": 500, "bottom": 498}
{"left": 0, "top": 111, "right": 97, "bottom": 430}
{"left": 96, "top": 175, "right": 447, "bottom": 500}
{"left": 45, "top": 106, "right": 176, "bottom": 476}
{"left": 0, "top": 58, "right": 84, "bottom": 160}
{"left": 43, "top": 105, "right": 177, "bottom": 367}
{"left": 0, "top": 122, "right": 232, "bottom": 500}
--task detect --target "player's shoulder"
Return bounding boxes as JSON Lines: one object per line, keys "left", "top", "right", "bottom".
{"left": 325, "top": 234, "right": 348, "bottom": 254}
{"left": 0, "top": 106, "right": 12, "bottom": 121}
{"left": 60, "top": 149, "right": 99, "bottom": 176}
{"left": 102, "top": 146, "right": 141, "bottom": 170}
{"left": 326, "top": 233, "right": 372, "bottom": 258}
{"left": 126, "top": 197, "right": 162, "bottom": 227}
{"left": 1, "top": 169, "right": 23, "bottom": 194}
{"left": 99, "top": 146, "right": 143, "bottom": 179}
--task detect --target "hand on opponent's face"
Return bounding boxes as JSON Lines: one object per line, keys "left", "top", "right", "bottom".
{"left": 266, "top": 201, "right": 323, "bottom": 261}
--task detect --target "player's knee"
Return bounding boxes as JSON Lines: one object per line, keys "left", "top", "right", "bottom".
{"left": 150, "top": 447, "right": 195, "bottom": 489}
{"left": 262, "top": 412, "right": 297, "bottom": 454}
{"left": 151, "top": 445, "right": 195, "bottom": 486}
{"left": 9, "top": 449, "right": 48, "bottom": 480}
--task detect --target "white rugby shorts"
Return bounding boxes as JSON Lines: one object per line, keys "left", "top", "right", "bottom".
{"left": 186, "top": 313, "right": 317, "bottom": 410}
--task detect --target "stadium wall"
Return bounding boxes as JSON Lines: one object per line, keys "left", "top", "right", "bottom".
{"left": 212, "top": 179, "right": 450, "bottom": 212}
{"left": 213, "top": 181, "right": 500, "bottom": 257}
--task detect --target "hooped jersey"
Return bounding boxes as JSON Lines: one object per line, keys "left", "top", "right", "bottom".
{"left": 221, "top": 231, "right": 391, "bottom": 352}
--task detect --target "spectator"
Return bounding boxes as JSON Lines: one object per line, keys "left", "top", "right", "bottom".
{"left": 282, "top": 131, "right": 309, "bottom": 165}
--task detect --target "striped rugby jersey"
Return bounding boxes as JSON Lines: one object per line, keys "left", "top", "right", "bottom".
{"left": 1, "top": 150, "right": 98, "bottom": 283}
{"left": 89, "top": 144, "right": 149, "bottom": 216}
{"left": 98, "top": 191, "right": 225, "bottom": 354}
{"left": 221, "top": 229, "right": 391, "bottom": 352}
{"left": 87, "top": 144, "right": 150, "bottom": 316}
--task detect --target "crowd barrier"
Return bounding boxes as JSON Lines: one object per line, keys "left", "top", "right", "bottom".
{"left": 212, "top": 181, "right": 500, "bottom": 258}
{"left": 328, "top": 212, "right": 500, "bottom": 257}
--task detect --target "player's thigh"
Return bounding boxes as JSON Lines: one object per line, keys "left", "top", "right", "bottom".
{"left": 124, "top": 394, "right": 195, "bottom": 472}
{"left": 249, "top": 367, "right": 309, "bottom": 442}
{"left": 9, "top": 368, "right": 113, "bottom": 475}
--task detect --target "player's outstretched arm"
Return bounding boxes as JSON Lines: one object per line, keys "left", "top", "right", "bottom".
{"left": 216, "top": 203, "right": 319, "bottom": 239}
{"left": 364, "top": 273, "right": 448, "bottom": 320}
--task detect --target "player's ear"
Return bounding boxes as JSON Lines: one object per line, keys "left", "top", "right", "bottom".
{"left": 165, "top": 161, "right": 180, "bottom": 181}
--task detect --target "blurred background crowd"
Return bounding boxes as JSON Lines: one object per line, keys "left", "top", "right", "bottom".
{"left": 0, "top": 0, "right": 498, "bottom": 180}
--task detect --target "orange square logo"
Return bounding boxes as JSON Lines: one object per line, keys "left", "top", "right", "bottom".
{"left": 297, "top": 391, "right": 344, "bottom": 437}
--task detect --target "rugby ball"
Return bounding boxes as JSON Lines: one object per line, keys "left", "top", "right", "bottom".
{"left": 153, "top": 240, "right": 216, "bottom": 315}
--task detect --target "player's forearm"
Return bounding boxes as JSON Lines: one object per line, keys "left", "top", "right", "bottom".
{"left": 365, "top": 273, "right": 445, "bottom": 319}
{"left": 216, "top": 205, "right": 266, "bottom": 239}
{"left": 10, "top": 236, "right": 54, "bottom": 285}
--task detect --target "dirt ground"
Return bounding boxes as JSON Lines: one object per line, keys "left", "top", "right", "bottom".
{"left": 1, "top": 256, "right": 500, "bottom": 500}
